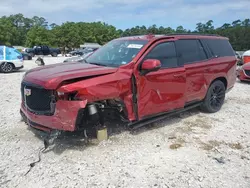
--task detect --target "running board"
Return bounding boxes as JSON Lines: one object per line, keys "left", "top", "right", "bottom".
{"left": 128, "top": 102, "right": 202, "bottom": 130}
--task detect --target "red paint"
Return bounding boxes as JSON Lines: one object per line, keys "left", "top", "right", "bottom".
{"left": 23, "top": 62, "right": 117, "bottom": 89}
{"left": 141, "top": 59, "right": 161, "bottom": 70}
{"left": 135, "top": 67, "right": 186, "bottom": 117}
{"left": 21, "top": 34, "right": 237, "bottom": 132}
{"left": 21, "top": 100, "right": 87, "bottom": 131}
{"left": 243, "top": 56, "right": 250, "bottom": 64}
{"left": 237, "top": 63, "right": 250, "bottom": 82}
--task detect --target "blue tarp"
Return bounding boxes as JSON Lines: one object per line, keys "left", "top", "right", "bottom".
{"left": 0, "top": 46, "right": 22, "bottom": 61}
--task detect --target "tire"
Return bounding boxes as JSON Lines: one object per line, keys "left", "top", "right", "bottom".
{"left": 200, "top": 80, "right": 226, "bottom": 113}
{"left": 29, "top": 53, "right": 35, "bottom": 57}
{"left": 51, "top": 52, "right": 58, "bottom": 57}
{"left": 0, "top": 62, "right": 14, "bottom": 73}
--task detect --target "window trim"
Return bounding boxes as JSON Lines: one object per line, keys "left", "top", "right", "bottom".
{"left": 200, "top": 39, "right": 214, "bottom": 59}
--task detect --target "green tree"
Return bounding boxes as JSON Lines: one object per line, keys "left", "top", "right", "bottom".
{"left": 25, "top": 26, "right": 51, "bottom": 47}
{"left": 0, "top": 14, "right": 250, "bottom": 51}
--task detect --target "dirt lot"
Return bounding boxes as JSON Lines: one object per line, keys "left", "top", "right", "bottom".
{"left": 0, "top": 57, "right": 250, "bottom": 188}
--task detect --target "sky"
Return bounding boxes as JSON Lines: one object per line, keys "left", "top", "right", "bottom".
{"left": 0, "top": 0, "right": 250, "bottom": 30}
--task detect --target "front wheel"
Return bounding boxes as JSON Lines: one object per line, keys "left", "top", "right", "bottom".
{"left": 29, "top": 53, "right": 35, "bottom": 57}
{"left": 200, "top": 80, "right": 226, "bottom": 113}
{"left": 0, "top": 62, "right": 14, "bottom": 73}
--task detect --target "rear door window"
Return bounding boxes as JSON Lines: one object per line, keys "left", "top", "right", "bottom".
{"left": 202, "top": 39, "right": 235, "bottom": 57}
{"left": 144, "top": 42, "right": 179, "bottom": 68}
{"left": 175, "top": 39, "right": 207, "bottom": 65}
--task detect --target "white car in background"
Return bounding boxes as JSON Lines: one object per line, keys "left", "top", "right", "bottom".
{"left": 0, "top": 45, "right": 24, "bottom": 73}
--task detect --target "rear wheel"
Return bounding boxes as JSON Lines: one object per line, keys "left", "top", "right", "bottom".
{"left": 0, "top": 62, "right": 14, "bottom": 73}
{"left": 200, "top": 80, "right": 226, "bottom": 113}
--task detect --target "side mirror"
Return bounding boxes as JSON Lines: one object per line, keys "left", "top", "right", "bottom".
{"left": 140, "top": 59, "right": 161, "bottom": 75}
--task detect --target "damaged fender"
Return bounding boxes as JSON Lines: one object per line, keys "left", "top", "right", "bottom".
{"left": 57, "top": 69, "right": 136, "bottom": 121}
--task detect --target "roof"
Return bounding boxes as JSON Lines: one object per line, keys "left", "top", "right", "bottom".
{"left": 117, "top": 33, "right": 227, "bottom": 41}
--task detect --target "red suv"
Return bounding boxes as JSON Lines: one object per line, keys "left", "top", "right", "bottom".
{"left": 20, "top": 34, "right": 237, "bottom": 135}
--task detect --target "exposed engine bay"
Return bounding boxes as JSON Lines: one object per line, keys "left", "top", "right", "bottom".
{"left": 75, "top": 99, "right": 129, "bottom": 137}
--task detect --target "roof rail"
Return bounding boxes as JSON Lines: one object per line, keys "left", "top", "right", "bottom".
{"left": 166, "top": 33, "right": 222, "bottom": 37}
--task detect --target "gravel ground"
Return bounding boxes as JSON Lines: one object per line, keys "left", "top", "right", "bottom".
{"left": 0, "top": 57, "right": 250, "bottom": 188}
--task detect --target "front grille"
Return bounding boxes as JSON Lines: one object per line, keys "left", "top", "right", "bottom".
{"left": 21, "top": 82, "right": 54, "bottom": 114}
{"left": 244, "top": 70, "right": 250, "bottom": 77}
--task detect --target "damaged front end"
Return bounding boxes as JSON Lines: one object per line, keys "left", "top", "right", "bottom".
{"left": 20, "top": 71, "right": 132, "bottom": 139}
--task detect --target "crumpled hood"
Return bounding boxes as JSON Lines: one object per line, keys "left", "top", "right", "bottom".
{"left": 23, "top": 62, "right": 117, "bottom": 89}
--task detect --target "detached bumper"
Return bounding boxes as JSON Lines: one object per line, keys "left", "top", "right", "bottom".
{"left": 20, "top": 100, "right": 88, "bottom": 132}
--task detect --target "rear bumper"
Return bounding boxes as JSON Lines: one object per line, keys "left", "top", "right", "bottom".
{"left": 20, "top": 100, "right": 88, "bottom": 132}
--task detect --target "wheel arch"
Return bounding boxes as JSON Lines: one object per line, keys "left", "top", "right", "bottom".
{"left": 210, "top": 76, "right": 228, "bottom": 90}
{"left": 0, "top": 62, "right": 16, "bottom": 68}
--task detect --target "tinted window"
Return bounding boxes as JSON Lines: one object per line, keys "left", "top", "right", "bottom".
{"left": 176, "top": 39, "right": 207, "bottom": 65}
{"left": 203, "top": 39, "right": 235, "bottom": 57}
{"left": 144, "top": 42, "right": 178, "bottom": 68}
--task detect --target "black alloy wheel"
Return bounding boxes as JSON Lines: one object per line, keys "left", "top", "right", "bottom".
{"left": 201, "top": 80, "right": 226, "bottom": 113}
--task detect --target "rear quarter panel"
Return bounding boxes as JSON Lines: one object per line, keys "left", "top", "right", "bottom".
{"left": 203, "top": 56, "right": 236, "bottom": 97}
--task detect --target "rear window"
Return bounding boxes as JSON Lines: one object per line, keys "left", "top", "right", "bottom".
{"left": 202, "top": 39, "right": 235, "bottom": 57}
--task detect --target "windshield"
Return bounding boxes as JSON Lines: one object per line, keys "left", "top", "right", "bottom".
{"left": 86, "top": 39, "right": 148, "bottom": 67}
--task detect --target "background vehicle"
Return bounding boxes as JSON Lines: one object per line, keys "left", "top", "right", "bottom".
{"left": 20, "top": 34, "right": 236, "bottom": 137}
{"left": 242, "top": 50, "right": 250, "bottom": 65}
{"left": 21, "top": 52, "right": 32, "bottom": 60}
{"left": 63, "top": 52, "right": 94, "bottom": 63}
{"left": 68, "top": 47, "right": 99, "bottom": 56}
{"left": 0, "top": 45, "right": 23, "bottom": 73}
{"left": 25, "top": 45, "right": 61, "bottom": 57}
{"left": 237, "top": 63, "right": 250, "bottom": 82}
{"left": 235, "top": 51, "right": 243, "bottom": 65}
